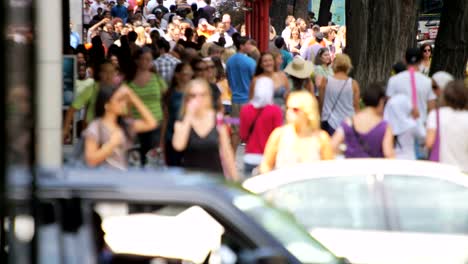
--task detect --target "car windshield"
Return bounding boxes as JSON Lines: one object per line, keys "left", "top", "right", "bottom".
{"left": 227, "top": 186, "right": 339, "bottom": 264}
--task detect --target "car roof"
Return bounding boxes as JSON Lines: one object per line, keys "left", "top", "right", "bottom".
{"left": 243, "top": 159, "right": 468, "bottom": 193}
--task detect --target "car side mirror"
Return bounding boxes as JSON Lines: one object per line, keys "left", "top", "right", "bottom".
{"left": 238, "top": 248, "right": 288, "bottom": 264}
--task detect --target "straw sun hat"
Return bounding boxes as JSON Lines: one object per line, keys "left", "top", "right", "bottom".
{"left": 284, "top": 57, "right": 314, "bottom": 79}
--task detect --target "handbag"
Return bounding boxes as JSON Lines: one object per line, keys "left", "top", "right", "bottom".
{"left": 429, "top": 108, "right": 440, "bottom": 161}
{"left": 321, "top": 78, "right": 349, "bottom": 135}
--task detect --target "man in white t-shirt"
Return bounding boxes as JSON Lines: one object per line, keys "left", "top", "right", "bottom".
{"left": 91, "top": 0, "right": 109, "bottom": 17}
{"left": 387, "top": 48, "right": 437, "bottom": 127}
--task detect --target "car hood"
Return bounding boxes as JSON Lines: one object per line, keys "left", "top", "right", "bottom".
{"left": 309, "top": 228, "right": 468, "bottom": 264}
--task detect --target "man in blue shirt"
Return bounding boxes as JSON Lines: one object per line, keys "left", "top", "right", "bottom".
{"left": 226, "top": 36, "right": 256, "bottom": 148}
{"left": 111, "top": 0, "right": 128, "bottom": 23}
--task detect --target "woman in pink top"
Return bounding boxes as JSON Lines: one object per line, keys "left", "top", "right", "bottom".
{"left": 240, "top": 77, "right": 283, "bottom": 176}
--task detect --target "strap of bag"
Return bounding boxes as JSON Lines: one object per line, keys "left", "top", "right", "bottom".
{"left": 350, "top": 118, "right": 372, "bottom": 156}
{"left": 409, "top": 66, "right": 418, "bottom": 110}
{"left": 247, "top": 108, "right": 264, "bottom": 141}
{"left": 323, "top": 78, "right": 349, "bottom": 121}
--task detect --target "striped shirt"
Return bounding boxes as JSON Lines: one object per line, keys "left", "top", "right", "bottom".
{"left": 128, "top": 74, "right": 167, "bottom": 121}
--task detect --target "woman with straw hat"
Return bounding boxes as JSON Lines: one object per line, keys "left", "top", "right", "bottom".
{"left": 284, "top": 57, "right": 315, "bottom": 94}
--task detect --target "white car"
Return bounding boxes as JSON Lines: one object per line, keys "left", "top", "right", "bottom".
{"left": 243, "top": 159, "right": 468, "bottom": 264}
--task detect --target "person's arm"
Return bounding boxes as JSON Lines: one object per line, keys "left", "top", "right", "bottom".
{"left": 382, "top": 125, "right": 395, "bottom": 158}
{"left": 319, "top": 131, "right": 335, "bottom": 160}
{"left": 239, "top": 106, "right": 251, "bottom": 142}
{"left": 63, "top": 107, "right": 77, "bottom": 142}
{"left": 218, "top": 124, "right": 239, "bottom": 181}
{"left": 305, "top": 79, "right": 314, "bottom": 94}
{"left": 425, "top": 109, "right": 437, "bottom": 149}
{"left": 317, "top": 76, "right": 327, "bottom": 112}
{"left": 89, "top": 17, "right": 110, "bottom": 33}
{"left": 352, "top": 79, "right": 361, "bottom": 112}
{"left": 85, "top": 128, "right": 124, "bottom": 167}
{"left": 172, "top": 115, "right": 193, "bottom": 151}
{"left": 160, "top": 104, "right": 169, "bottom": 149}
{"left": 259, "top": 127, "right": 282, "bottom": 174}
{"left": 123, "top": 86, "right": 158, "bottom": 133}
{"left": 248, "top": 76, "right": 257, "bottom": 100}
{"left": 331, "top": 126, "right": 345, "bottom": 154}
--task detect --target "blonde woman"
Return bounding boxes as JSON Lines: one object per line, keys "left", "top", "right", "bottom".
{"left": 172, "top": 78, "right": 239, "bottom": 180}
{"left": 287, "top": 27, "right": 302, "bottom": 56}
{"left": 260, "top": 91, "right": 334, "bottom": 173}
{"left": 134, "top": 26, "right": 147, "bottom": 46}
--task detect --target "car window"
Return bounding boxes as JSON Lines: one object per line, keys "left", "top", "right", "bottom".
{"left": 263, "top": 176, "right": 385, "bottom": 231}
{"left": 384, "top": 175, "right": 468, "bottom": 234}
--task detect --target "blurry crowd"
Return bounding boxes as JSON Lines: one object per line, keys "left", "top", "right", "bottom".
{"left": 64, "top": 0, "right": 468, "bottom": 179}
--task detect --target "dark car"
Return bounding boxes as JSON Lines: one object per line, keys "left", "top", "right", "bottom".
{"left": 6, "top": 168, "right": 346, "bottom": 264}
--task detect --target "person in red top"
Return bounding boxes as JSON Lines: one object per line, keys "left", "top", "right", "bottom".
{"left": 240, "top": 77, "right": 283, "bottom": 176}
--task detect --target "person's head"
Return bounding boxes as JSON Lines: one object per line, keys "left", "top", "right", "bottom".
{"left": 405, "top": 47, "right": 422, "bottom": 65}
{"left": 191, "top": 58, "right": 208, "bottom": 79}
{"left": 211, "top": 56, "right": 225, "bottom": 81}
{"left": 236, "top": 36, "right": 253, "bottom": 53}
{"left": 255, "top": 52, "right": 276, "bottom": 76}
{"left": 198, "top": 18, "right": 209, "bottom": 29}
{"left": 270, "top": 51, "right": 283, "bottom": 71}
{"left": 420, "top": 43, "right": 432, "bottom": 59}
{"left": 96, "top": 62, "right": 117, "bottom": 85}
{"left": 105, "top": 22, "right": 114, "bottom": 33}
{"left": 285, "top": 15, "right": 295, "bottom": 27}
{"left": 314, "top": 32, "right": 324, "bottom": 42}
{"left": 442, "top": 80, "right": 468, "bottom": 110}
{"left": 222, "top": 14, "right": 232, "bottom": 28}
{"left": 327, "top": 28, "right": 337, "bottom": 41}
{"left": 117, "top": 0, "right": 125, "bottom": 5}
{"left": 76, "top": 51, "right": 87, "bottom": 65}
{"left": 126, "top": 23, "right": 134, "bottom": 31}
{"left": 128, "top": 31, "right": 138, "bottom": 42}
{"left": 157, "top": 0, "right": 164, "bottom": 5}
{"left": 103, "top": 11, "right": 112, "bottom": 19}
{"left": 202, "top": 57, "right": 217, "bottom": 82}
{"left": 181, "top": 78, "right": 214, "bottom": 116}
{"left": 362, "top": 82, "right": 387, "bottom": 113}
{"left": 297, "top": 18, "right": 307, "bottom": 32}
{"left": 133, "top": 47, "right": 154, "bottom": 71}
{"left": 114, "top": 21, "right": 124, "bottom": 33}
{"left": 314, "top": 47, "right": 331, "bottom": 66}
{"left": 251, "top": 77, "right": 274, "bottom": 108}
{"left": 172, "top": 63, "right": 194, "bottom": 87}
{"left": 94, "top": 85, "right": 130, "bottom": 135}
{"left": 135, "top": 26, "right": 147, "bottom": 44}
{"left": 172, "top": 27, "right": 181, "bottom": 42}
{"left": 392, "top": 61, "right": 407, "bottom": 75}
{"left": 332, "top": 53, "right": 353, "bottom": 74}
{"left": 78, "top": 63, "right": 87, "bottom": 80}
{"left": 312, "top": 24, "right": 320, "bottom": 34}
{"left": 274, "top": 37, "right": 286, "bottom": 49}
{"left": 191, "top": 3, "right": 198, "bottom": 11}
{"left": 205, "top": 0, "right": 211, "bottom": 5}
{"left": 169, "top": 5, "right": 177, "bottom": 13}
{"left": 286, "top": 91, "right": 320, "bottom": 131}
{"left": 97, "top": 7, "right": 103, "bottom": 15}
{"left": 432, "top": 71, "right": 454, "bottom": 97}
{"left": 208, "top": 44, "right": 223, "bottom": 58}
{"left": 216, "top": 22, "right": 226, "bottom": 34}
{"left": 221, "top": 48, "right": 236, "bottom": 64}
{"left": 109, "top": 54, "right": 119, "bottom": 69}
{"left": 290, "top": 27, "right": 300, "bottom": 40}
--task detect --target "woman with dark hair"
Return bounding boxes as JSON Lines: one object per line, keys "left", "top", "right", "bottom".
{"left": 426, "top": 80, "right": 468, "bottom": 172}
{"left": 249, "top": 52, "right": 290, "bottom": 107}
{"left": 212, "top": 57, "right": 232, "bottom": 114}
{"left": 127, "top": 47, "right": 166, "bottom": 166}
{"left": 161, "top": 63, "right": 194, "bottom": 166}
{"left": 83, "top": 85, "right": 157, "bottom": 170}
{"left": 314, "top": 47, "right": 333, "bottom": 82}
{"left": 419, "top": 43, "right": 432, "bottom": 76}
{"left": 89, "top": 36, "right": 106, "bottom": 78}
{"left": 331, "top": 82, "right": 395, "bottom": 158}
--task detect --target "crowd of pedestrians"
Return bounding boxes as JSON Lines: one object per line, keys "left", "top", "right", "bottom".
{"left": 65, "top": 0, "right": 468, "bottom": 179}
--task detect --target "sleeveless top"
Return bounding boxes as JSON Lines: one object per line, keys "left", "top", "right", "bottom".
{"left": 341, "top": 120, "right": 387, "bottom": 158}
{"left": 321, "top": 77, "right": 355, "bottom": 129}
{"left": 181, "top": 125, "right": 223, "bottom": 173}
{"left": 275, "top": 125, "right": 323, "bottom": 169}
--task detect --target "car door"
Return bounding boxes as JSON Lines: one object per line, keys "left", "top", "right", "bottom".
{"left": 383, "top": 174, "right": 468, "bottom": 234}
{"left": 262, "top": 175, "right": 386, "bottom": 232}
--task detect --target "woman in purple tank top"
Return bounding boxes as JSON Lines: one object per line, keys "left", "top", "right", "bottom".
{"left": 331, "top": 83, "right": 395, "bottom": 158}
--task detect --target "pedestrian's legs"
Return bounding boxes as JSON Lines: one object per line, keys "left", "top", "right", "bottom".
{"left": 137, "top": 128, "right": 161, "bottom": 167}
{"left": 230, "top": 103, "right": 244, "bottom": 151}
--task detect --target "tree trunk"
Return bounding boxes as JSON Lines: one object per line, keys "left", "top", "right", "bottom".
{"left": 270, "top": 0, "right": 289, "bottom": 35}
{"left": 345, "top": 0, "right": 419, "bottom": 91}
{"left": 293, "top": 0, "right": 309, "bottom": 21}
{"left": 430, "top": 0, "right": 468, "bottom": 78}
{"left": 318, "top": 0, "right": 333, "bottom": 26}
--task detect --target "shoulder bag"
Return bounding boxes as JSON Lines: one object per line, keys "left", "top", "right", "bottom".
{"left": 321, "top": 78, "right": 349, "bottom": 135}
